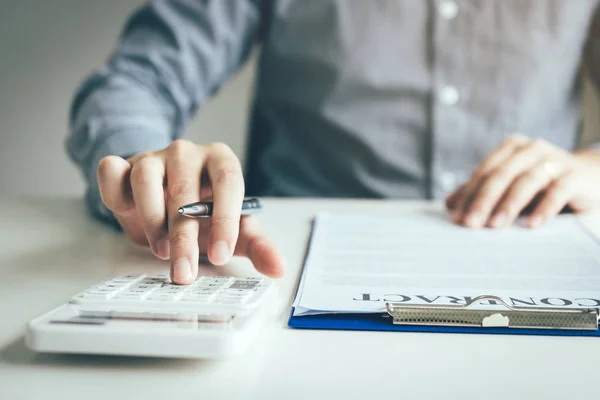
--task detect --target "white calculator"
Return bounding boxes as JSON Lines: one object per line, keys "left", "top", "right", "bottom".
{"left": 26, "top": 274, "right": 275, "bottom": 359}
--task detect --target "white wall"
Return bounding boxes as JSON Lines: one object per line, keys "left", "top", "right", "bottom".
{"left": 0, "top": 0, "right": 255, "bottom": 197}
{"left": 1, "top": 1, "right": 599, "bottom": 197}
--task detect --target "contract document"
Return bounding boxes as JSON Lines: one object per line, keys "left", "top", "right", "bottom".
{"left": 292, "top": 210, "right": 600, "bottom": 317}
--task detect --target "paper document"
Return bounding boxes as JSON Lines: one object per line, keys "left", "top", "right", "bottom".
{"left": 292, "top": 210, "right": 600, "bottom": 316}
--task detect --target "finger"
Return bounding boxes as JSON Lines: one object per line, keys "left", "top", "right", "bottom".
{"left": 130, "top": 154, "right": 169, "bottom": 260}
{"left": 472, "top": 134, "right": 531, "bottom": 180}
{"left": 204, "top": 143, "right": 245, "bottom": 266}
{"left": 166, "top": 140, "right": 204, "bottom": 284}
{"left": 97, "top": 155, "right": 135, "bottom": 216}
{"left": 114, "top": 213, "right": 149, "bottom": 247}
{"left": 445, "top": 184, "right": 467, "bottom": 211}
{"left": 195, "top": 216, "right": 285, "bottom": 277}
{"left": 527, "top": 174, "right": 574, "bottom": 228}
{"left": 459, "top": 140, "right": 547, "bottom": 228}
{"left": 236, "top": 216, "right": 286, "bottom": 278}
{"left": 453, "top": 134, "right": 529, "bottom": 223}
{"left": 487, "top": 162, "right": 555, "bottom": 228}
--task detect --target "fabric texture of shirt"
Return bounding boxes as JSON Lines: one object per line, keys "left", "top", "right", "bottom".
{"left": 67, "top": 0, "right": 600, "bottom": 223}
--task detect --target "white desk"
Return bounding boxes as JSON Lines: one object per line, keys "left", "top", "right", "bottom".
{"left": 1, "top": 197, "right": 600, "bottom": 400}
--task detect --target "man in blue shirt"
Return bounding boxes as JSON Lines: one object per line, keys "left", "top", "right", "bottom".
{"left": 68, "top": 1, "right": 600, "bottom": 284}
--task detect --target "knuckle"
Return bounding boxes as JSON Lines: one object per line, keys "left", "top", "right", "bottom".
{"left": 489, "top": 167, "right": 512, "bottom": 183}
{"left": 496, "top": 203, "right": 512, "bottom": 214}
{"left": 208, "top": 142, "right": 234, "bottom": 155}
{"left": 529, "top": 138, "right": 548, "bottom": 152}
{"left": 134, "top": 151, "right": 155, "bottom": 161}
{"left": 505, "top": 134, "right": 525, "bottom": 145}
{"left": 478, "top": 179, "right": 502, "bottom": 199}
{"left": 214, "top": 167, "right": 244, "bottom": 186}
{"left": 470, "top": 167, "right": 486, "bottom": 181}
{"left": 499, "top": 199, "right": 518, "bottom": 215}
{"left": 519, "top": 170, "right": 539, "bottom": 186}
{"left": 467, "top": 201, "right": 487, "bottom": 215}
{"left": 97, "top": 155, "right": 121, "bottom": 179}
{"left": 170, "top": 229, "right": 194, "bottom": 247}
{"left": 130, "top": 157, "right": 163, "bottom": 185}
{"left": 168, "top": 139, "right": 193, "bottom": 158}
{"left": 212, "top": 214, "right": 237, "bottom": 228}
{"left": 544, "top": 189, "right": 561, "bottom": 203}
{"left": 167, "top": 180, "right": 194, "bottom": 200}
{"left": 552, "top": 174, "right": 572, "bottom": 192}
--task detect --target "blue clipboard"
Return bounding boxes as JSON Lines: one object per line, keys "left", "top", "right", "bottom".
{"left": 287, "top": 308, "right": 600, "bottom": 337}
{"left": 287, "top": 215, "right": 600, "bottom": 338}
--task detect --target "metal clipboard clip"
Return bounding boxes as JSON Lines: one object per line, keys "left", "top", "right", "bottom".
{"left": 385, "top": 295, "right": 600, "bottom": 331}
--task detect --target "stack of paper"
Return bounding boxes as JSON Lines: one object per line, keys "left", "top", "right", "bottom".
{"left": 292, "top": 211, "right": 600, "bottom": 317}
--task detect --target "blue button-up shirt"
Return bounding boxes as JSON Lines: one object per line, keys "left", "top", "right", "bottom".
{"left": 67, "top": 0, "right": 600, "bottom": 222}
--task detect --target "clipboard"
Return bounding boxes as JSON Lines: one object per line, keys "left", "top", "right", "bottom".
{"left": 288, "top": 294, "right": 600, "bottom": 337}
{"left": 287, "top": 211, "right": 600, "bottom": 337}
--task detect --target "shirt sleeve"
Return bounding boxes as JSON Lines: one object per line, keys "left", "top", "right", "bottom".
{"left": 66, "top": 0, "right": 262, "bottom": 224}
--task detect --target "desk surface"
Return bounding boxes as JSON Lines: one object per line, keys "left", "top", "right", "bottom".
{"left": 1, "top": 197, "right": 599, "bottom": 400}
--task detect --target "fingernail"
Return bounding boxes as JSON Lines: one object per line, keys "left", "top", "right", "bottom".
{"left": 155, "top": 238, "right": 170, "bottom": 260}
{"left": 529, "top": 216, "right": 544, "bottom": 229}
{"left": 490, "top": 212, "right": 507, "bottom": 228}
{"left": 210, "top": 241, "right": 231, "bottom": 265}
{"left": 466, "top": 213, "right": 484, "bottom": 228}
{"left": 173, "top": 258, "right": 192, "bottom": 283}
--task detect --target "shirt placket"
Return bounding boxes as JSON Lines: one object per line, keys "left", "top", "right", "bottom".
{"left": 429, "top": 0, "right": 470, "bottom": 199}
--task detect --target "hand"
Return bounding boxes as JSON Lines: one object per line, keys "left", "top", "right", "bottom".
{"left": 446, "top": 134, "right": 600, "bottom": 229}
{"left": 96, "top": 140, "right": 285, "bottom": 284}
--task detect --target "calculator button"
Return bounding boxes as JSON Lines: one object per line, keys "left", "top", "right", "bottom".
{"left": 147, "top": 293, "right": 180, "bottom": 301}
{"left": 85, "top": 288, "right": 115, "bottom": 294}
{"left": 112, "top": 274, "right": 145, "bottom": 282}
{"left": 200, "top": 277, "right": 234, "bottom": 285}
{"left": 76, "top": 292, "right": 113, "bottom": 300}
{"left": 224, "top": 289, "right": 252, "bottom": 294}
{"left": 156, "top": 284, "right": 189, "bottom": 291}
{"left": 195, "top": 282, "right": 221, "bottom": 288}
{"left": 181, "top": 294, "right": 215, "bottom": 302}
{"left": 139, "top": 279, "right": 167, "bottom": 286}
{"left": 129, "top": 284, "right": 161, "bottom": 293}
{"left": 122, "top": 288, "right": 153, "bottom": 295}
{"left": 229, "top": 281, "right": 261, "bottom": 290}
{"left": 218, "top": 294, "right": 247, "bottom": 300}
{"left": 191, "top": 288, "right": 220, "bottom": 295}
{"left": 218, "top": 293, "right": 250, "bottom": 301}
{"left": 114, "top": 292, "right": 146, "bottom": 300}
{"left": 95, "top": 283, "right": 124, "bottom": 290}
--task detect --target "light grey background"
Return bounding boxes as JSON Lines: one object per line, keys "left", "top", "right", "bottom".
{"left": 0, "top": 1, "right": 598, "bottom": 197}
{"left": 0, "top": 0, "right": 256, "bottom": 197}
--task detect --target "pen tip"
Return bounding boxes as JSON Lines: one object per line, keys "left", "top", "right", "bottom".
{"left": 178, "top": 207, "right": 184, "bottom": 214}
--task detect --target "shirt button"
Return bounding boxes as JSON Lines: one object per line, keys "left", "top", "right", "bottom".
{"left": 439, "top": 171, "right": 457, "bottom": 191}
{"left": 438, "top": 86, "right": 460, "bottom": 105}
{"left": 439, "top": 0, "right": 459, "bottom": 20}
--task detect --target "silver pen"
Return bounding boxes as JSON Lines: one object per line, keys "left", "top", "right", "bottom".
{"left": 178, "top": 197, "right": 262, "bottom": 218}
